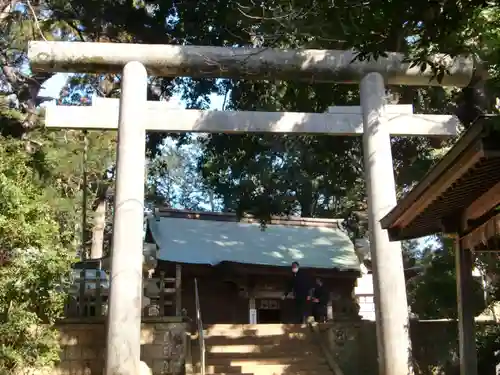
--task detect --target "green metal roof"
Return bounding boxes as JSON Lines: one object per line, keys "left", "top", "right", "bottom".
{"left": 148, "top": 216, "right": 360, "bottom": 271}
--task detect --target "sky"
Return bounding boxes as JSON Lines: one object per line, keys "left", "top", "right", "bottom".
{"left": 39, "top": 73, "right": 226, "bottom": 109}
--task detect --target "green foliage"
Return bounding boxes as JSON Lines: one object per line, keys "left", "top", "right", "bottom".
{"left": 0, "top": 4, "right": 117, "bottom": 368}
{"left": 407, "top": 237, "right": 484, "bottom": 320}
{"left": 0, "top": 137, "right": 74, "bottom": 373}
{"left": 476, "top": 324, "right": 500, "bottom": 374}
{"left": 406, "top": 237, "right": 500, "bottom": 371}
{"left": 147, "top": 138, "right": 217, "bottom": 211}
{"left": 185, "top": 2, "right": 500, "bottom": 224}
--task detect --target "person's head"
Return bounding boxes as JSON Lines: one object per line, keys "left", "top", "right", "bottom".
{"left": 291, "top": 261, "right": 299, "bottom": 273}
{"left": 316, "top": 277, "right": 323, "bottom": 286}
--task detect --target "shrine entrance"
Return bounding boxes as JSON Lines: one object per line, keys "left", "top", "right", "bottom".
{"left": 256, "top": 299, "right": 282, "bottom": 324}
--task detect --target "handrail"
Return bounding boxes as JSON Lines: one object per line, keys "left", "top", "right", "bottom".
{"left": 194, "top": 278, "right": 205, "bottom": 375}
{"left": 307, "top": 322, "right": 345, "bottom": 375}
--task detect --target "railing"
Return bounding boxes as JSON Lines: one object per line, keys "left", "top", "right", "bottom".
{"left": 194, "top": 278, "right": 206, "bottom": 375}
{"left": 64, "top": 266, "right": 182, "bottom": 318}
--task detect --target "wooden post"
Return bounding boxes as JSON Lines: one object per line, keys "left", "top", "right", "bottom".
{"left": 175, "top": 264, "right": 182, "bottom": 316}
{"left": 249, "top": 297, "right": 257, "bottom": 324}
{"left": 455, "top": 237, "right": 478, "bottom": 375}
{"left": 95, "top": 269, "right": 102, "bottom": 317}
{"left": 79, "top": 269, "right": 86, "bottom": 317}
{"left": 159, "top": 271, "right": 166, "bottom": 316}
{"left": 67, "top": 271, "right": 77, "bottom": 317}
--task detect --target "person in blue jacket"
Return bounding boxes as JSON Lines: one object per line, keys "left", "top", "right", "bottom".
{"left": 282, "top": 261, "right": 312, "bottom": 323}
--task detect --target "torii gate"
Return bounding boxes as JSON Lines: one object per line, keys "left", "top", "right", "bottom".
{"left": 28, "top": 41, "right": 479, "bottom": 375}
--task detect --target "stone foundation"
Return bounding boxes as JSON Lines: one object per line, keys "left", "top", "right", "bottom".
{"left": 56, "top": 319, "right": 188, "bottom": 375}
{"left": 316, "top": 320, "right": 495, "bottom": 375}
{"left": 49, "top": 319, "right": 496, "bottom": 375}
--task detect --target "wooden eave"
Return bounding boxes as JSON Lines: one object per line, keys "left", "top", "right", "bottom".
{"left": 461, "top": 211, "right": 500, "bottom": 251}
{"left": 153, "top": 207, "right": 343, "bottom": 229}
{"left": 156, "top": 259, "right": 361, "bottom": 278}
{"left": 380, "top": 117, "right": 500, "bottom": 242}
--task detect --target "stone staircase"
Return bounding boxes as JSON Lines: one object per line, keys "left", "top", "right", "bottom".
{"left": 197, "top": 324, "right": 334, "bottom": 375}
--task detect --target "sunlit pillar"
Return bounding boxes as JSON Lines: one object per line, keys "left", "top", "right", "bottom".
{"left": 105, "top": 61, "right": 148, "bottom": 375}
{"left": 360, "top": 72, "right": 412, "bottom": 375}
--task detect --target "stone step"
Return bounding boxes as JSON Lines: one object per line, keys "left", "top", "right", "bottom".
{"left": 204, "top": 370, "right": 331, "bottom": 375}
{"left": 204, "top": 363, "right": 331, "bottom": 375}
{"left": 206, "top": 344, "right": 321, "bottom": 355}
{"left": 204, "top": 336, "right": 315, "bottom": 346}
{"left": 198, "top": 324, "right": 331, "bottom": 375}
{"left": 203, "top": 324, "right": 310, "bottom": 338}
{"left": 205, "top": 365, "right": 243, "bottom": 373}
{"left": 206, "top": 355, "right": 328, "bottom": 365}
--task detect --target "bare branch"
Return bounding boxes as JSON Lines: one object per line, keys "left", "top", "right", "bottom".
{"left": 26, "top": 0, "right": 47, "bottom": 41}
{"left": 67, "top": 20, "right": 86, "bottom": 42}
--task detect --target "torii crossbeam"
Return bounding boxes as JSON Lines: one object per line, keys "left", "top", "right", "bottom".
{"left": 46, "top": 97, "right": 459, "bottom": 136}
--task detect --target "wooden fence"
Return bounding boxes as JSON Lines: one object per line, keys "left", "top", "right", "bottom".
{"left": 64, "top": 264, "right": 182, "bottom": 318}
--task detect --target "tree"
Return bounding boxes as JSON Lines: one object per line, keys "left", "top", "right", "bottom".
{"left": 57, "top": 78, "right": 117, "bottom": 258}
{"left": 0, "top": 138, "right": 74, "bottom": 372}
{"left": 191, "top": 2, "right": 500, "bottom": 230}
{"left": 147, "top": 137, "right": 219, "bottom": 211}
{"left": 406, "top": 237, "right": 484, "bottom": 319}
{"left": 0, "top": 2, "right": 116, "bottom": 372}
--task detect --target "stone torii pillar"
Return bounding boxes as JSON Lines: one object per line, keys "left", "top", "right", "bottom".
{"left": 28, "top": 41, "right": 480, "bottom": 375}
{"left": 360, "top": 72, "right": 409, "bottom": 375}
{"left": 103, "top": 61, "right": 148, "bottom": 375}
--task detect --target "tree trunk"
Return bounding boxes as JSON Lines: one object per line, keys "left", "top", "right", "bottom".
{"left": 298, "top": 193, "right": 317, "bottom": 217}
{"left": 90, "top": 197, "right": 107, "bottom": 259}
{"left": 209, "top": 190, "right": 215, "bottom": 212}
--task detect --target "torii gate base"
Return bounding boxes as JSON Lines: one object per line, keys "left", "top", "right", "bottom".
{"left": 30, "top": 41, "right": 476, "bottom": 375}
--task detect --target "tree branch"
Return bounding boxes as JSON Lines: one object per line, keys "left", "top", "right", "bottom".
{"left": 26, "top": 0, "right": 47, "bottom": 41}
